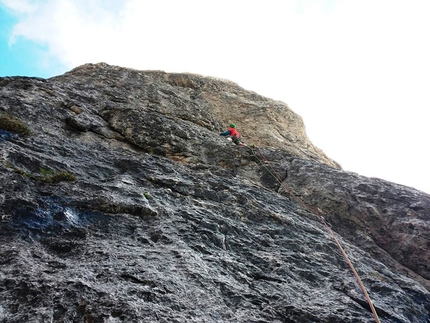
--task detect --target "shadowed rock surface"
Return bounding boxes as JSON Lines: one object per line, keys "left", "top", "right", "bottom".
{"left": 0, "top": 63, "right": 429, "bottom": 322}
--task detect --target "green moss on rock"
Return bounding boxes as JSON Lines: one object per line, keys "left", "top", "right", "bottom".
{"left": 0, "top": 113, "right": 31, "bottom": 136}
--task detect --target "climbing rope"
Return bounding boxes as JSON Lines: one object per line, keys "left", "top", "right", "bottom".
{"left": 248, "top": 146, "right": 381, "bottom": 323}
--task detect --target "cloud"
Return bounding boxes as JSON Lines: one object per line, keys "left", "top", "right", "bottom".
{"left": 3, "top": 1, "right": 309, "bottom": 76}
{"left": 1, "top": 0, "right": 35, "bottom": 14}
{"left": 3, "top": 0, "right": 126, "bottom": 66}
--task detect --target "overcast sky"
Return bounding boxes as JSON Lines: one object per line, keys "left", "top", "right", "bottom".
{"left": 1, "top": 0, "right": 429, "bottom": 194}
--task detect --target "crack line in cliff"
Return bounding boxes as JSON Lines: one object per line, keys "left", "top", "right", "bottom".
{"left": 248, "top": 146, "right": 382, "bottom": 323}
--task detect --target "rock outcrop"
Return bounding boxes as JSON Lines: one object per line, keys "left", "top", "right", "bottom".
{"left": 0, "top": 63, "right": 429, "bottom": 322}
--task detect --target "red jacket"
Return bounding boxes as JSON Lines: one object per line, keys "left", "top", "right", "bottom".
{"left": 228, "top": 127, "right": 240, "bottom": 138}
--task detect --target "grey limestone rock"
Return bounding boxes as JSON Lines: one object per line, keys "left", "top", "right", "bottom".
{"left": 0, "top": 63, "right": 429, "bottom": 322}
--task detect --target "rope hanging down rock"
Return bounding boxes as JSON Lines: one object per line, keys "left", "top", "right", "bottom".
{"left": 248, "top": 146, "right": 381, "bottom": 323}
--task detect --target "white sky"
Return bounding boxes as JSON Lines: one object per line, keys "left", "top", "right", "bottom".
{"left": 2, "top": 0, "right": 430, "bottom": 193}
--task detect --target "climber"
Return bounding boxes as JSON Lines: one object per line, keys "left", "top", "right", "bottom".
{"left": 220, "top": 123, "right": 246, "bottom": 146}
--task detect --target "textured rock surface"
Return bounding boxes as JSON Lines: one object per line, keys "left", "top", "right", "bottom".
{"left": 0, "top": 63, "right": 429, "bottom": 322}
{"left": 256, "top": 149, "right": 430, "bottom": 291}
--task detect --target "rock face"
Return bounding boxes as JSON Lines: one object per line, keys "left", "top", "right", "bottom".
{"left": 0, "top": 63, "right": 429, "bottom": 322}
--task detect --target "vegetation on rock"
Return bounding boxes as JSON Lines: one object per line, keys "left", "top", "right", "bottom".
{"left": 6, "top": 163, "right": 76, "bottom": 184}
{"left": 0, "top": 112, "right": 31, "bottom": 136}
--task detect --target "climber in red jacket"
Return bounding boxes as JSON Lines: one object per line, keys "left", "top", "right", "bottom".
{"left": 220, "top": 123, "right": 245, "bottom": 146}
